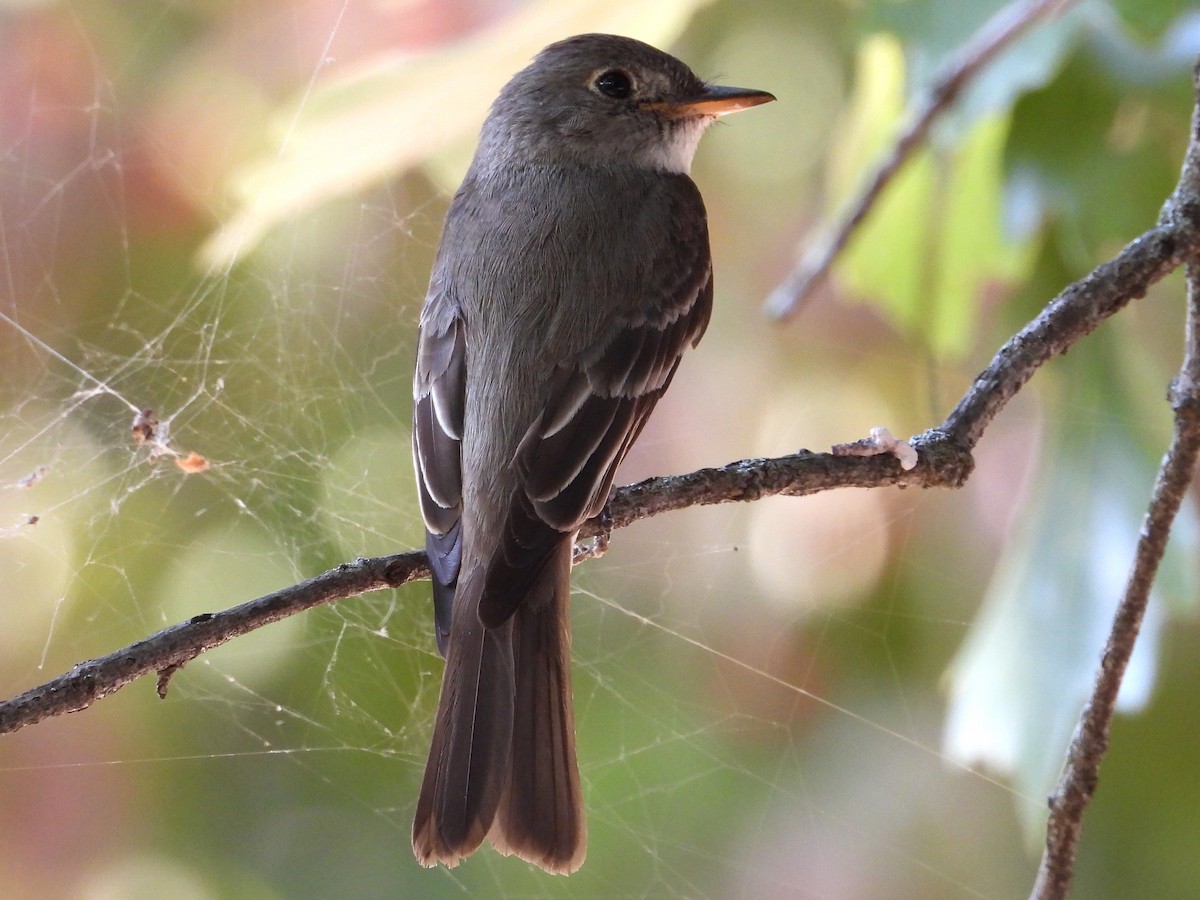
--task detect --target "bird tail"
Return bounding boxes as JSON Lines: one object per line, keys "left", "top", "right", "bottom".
{"left": 412, "top": 567, "right": 515, "bottom": 868}
{"left": 490, "top": 541, "right": 586, "bottom": 873}
{"left": 412, "top": 541, "right": 586, "bottom": 874}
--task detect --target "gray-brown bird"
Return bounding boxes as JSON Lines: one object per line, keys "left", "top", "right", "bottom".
{"left": 411, "top": 32, "right": 773, "bottom": 874}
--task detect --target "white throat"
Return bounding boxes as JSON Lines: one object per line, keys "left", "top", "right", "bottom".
{"left": 644, "top": 116, "right": 712, "bottom": 174}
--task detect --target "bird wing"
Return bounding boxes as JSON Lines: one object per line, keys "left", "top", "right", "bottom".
{"left": 520, "top": 268, "right": 713, "bottom": 526}
{"left": 412, "top": 288, "right": 467, "bottom": 656}
{"left": 476, "top": 248, "right": 714, "bottom": 629}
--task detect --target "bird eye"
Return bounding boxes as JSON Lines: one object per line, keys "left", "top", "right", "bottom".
{"left": 594, "top": 69, "right": 633, "bottom": 100}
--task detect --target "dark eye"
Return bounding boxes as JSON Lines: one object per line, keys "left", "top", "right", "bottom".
{"left": 594, "top": 69, "right": 633, "bottom": 100}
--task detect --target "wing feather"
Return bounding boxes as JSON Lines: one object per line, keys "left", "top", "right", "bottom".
{"left": 522, "top": 264, "right": 712, "bottom": 526}
{"left": 413, "top": 300, "right": 467, "bottom": 656}
{"left": 478, "top": 259, "right": 713, "bottom": 629}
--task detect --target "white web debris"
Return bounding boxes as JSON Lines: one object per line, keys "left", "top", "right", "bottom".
{"left": 831, "top": 426, "right": 919, "bottom": 470}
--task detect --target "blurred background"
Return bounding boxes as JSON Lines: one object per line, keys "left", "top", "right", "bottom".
{"left": 1, "top": 0, "right": 1199, "bottom": 897}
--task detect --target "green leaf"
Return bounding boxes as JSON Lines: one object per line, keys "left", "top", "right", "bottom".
{"left": 866, "top": 0, "right": 1084, "bottom": 131}
{"left": 1110, "top": 0, "right": 1197, "bottom": 41}
{"left": 832, "top": 36, "right": 1034, "bottom": 358}
{"left": 1004, "top": 17, "right": 1193, "bottom": 258}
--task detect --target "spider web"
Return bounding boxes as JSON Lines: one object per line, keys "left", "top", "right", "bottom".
{"left": 0, "top": 5, "right": 1110, "bottom": 899}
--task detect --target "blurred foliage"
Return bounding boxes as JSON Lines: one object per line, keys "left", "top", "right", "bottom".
{"left": 199, "top": 0, "right": 713, "bottom": 267}
{"left": 944, "top": 329, "right": 1197, "bottom": 840}
{"left": 832, "top": 35, "right": 1034, "bottom": 358}
{"left": 1, "top": 1, "right": 1199, "bottom": 898}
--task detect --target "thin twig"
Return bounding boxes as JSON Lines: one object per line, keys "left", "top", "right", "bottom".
{"left": 0, "top": 554, "right": 425, "bottom": 734}
{"left": 1030, "top": 60, "right": 1200, "bottom": 900}
{"left": 943, "top": 225, "right": 1191, "bottom": 447}
{"left": 765, "top": 0, "right": 1078, "bottom": 321}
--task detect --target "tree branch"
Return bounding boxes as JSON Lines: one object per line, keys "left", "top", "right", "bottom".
{"left": 2, "top": 169, "right": 1196, "bottom": 735}
{"left": 944, "top": 225, "right": 1193, "bottom": 447}
{"left": 765, "top": 0, "right": 1079, "bottom": 321}
{"left": 0, "top": 444, "right": 969, "bottom": 736}
{"left": 1030, "top": 59, "right": 1200, "bottom": 900}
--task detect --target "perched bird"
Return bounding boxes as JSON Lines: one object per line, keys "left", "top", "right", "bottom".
{"left": 411, "top": 32, "right": 773, "bottom": 874}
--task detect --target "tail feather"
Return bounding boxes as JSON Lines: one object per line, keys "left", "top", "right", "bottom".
{"left": 412, "top": 574, "right": 515, "bottom": 867}
{"left": 489, "top": 543, "right": 586, "bottom": 874}
{"left": 412, "top": 541, "right": 585, "bottom": 874}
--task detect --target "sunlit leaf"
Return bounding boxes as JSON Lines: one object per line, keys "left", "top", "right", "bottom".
{"left": 199, "top": 0, "right": 713, "bottom": 268}
{"left": 830, "top": 36, "right": 1033, "bottom": 358}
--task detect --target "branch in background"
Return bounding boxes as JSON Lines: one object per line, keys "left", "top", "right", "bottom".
{"left": 765, "top": 0, "right": 1079, "bottom": 321}
{"left": 1030, "top": 61, "right": 1200, "bottom": 900}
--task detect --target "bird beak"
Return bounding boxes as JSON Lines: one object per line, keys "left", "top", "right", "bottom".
{"left": 649, "top": 85, "right": 776, "bottom": 118}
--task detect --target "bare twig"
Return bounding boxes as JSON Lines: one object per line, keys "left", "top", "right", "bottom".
{"left": 765, "top": 0, "right": 1078, "bottom": 321}
{"left": 1030, "top": 61, "right": 1200, "bottom": 900}
{"left": 0, "top": 553, "right": 426, "bottom": 734}
{"left": 944, "top": 224, "right": 1191, "bottom": 447}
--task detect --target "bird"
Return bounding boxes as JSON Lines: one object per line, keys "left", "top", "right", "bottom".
{"left": 410, "top": 32, "right": 773, "bottom": 874}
